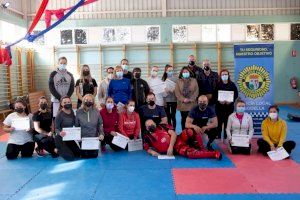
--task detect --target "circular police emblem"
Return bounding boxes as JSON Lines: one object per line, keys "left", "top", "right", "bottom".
{"left": 237, "top": 65, "right": 270, "bottom": 99}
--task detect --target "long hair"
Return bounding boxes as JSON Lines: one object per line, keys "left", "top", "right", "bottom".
{"left": 80, "top": 64, "right": 92, "bottom": 82}
{"left": 81, "top": 94, "right": 96, "bottom": 109}
{"left": 218, "top": 68, "right": 232, "bottom": 84}
{"left": 178, "top": 66, "right": 192, "bottom": 79}
{"left": 162, "top": 64, "right": 173, "bottom": 81}
{"left": 14, "top": 99, "right": 29, "bottom": 115}
{"left": 58, "top": 96, "right": 72, "bottom": 111}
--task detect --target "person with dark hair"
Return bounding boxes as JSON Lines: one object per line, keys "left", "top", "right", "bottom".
{"left": 75, "top": 64, "right": 98, "bottom": 108}
{"left": 32, "top": 97, "right": 58, "bottom": 158}
{"left": 49, "top": 56, "right": 75, "bottom": 119}
{"left": 3, "top": 99, "right": 34, "bottom": 159}
{"left": 185, "top": 95, "right": 218, "bottom": 151}
{"left": 257, "top": 105, "right": 296, "bottom": 156}
{"left": 187, "top": 55, "right": 202, "bottom": 79}
{"left": 215, "top": 69, "right": 239, "bottom": 139}
{"left": 75, "top": 94, "right": 104, "bottom": 158}
{"left": 175, "top": 66, "right": 199, "bottom": 130}
{"left": 120, "top": 58, "right": 132, "bottom": 80}
{"left": 139, "top": 92, "right": 167, "bottom": 133}
{"left": 162, "top": 64, "right": 178, "bottom": 128}
{"left": 98, "top": 67, "right": 114, "bottom": 108}
{"left": 226, "top": 99, "right": 253, "bottom": 155}
{"left": 131, "top": 67, "right": 150, "bottom": 110}
{"left": 54, "top": 96, "right": 80, "bottom": 161}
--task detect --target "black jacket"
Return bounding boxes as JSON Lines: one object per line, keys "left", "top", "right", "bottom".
{"left": 131, "top": 78, "right": 150, "bottom": 109}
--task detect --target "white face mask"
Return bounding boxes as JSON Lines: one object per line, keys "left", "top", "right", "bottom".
{"left": 151, "top": 71, "right": 158, "bottom": 77}
{"left": 107, "top": 74, "right": 114, "bottom": 80}
{"left": 59, "top": 64, "right": 67, "bottom": 70}
{"left": 106, "top": 103, "right": 114, "bottom": 110}
{"left": 128, "top": 106, "right": 135, "bottom": 113}
{"left": 269, "top": 112, "right": 278, "bottom": 120}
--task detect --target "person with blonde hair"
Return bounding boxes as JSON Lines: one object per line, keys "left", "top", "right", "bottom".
{"left": 75, "top": 64, "right": 98, "bottom": 108}
{"left": 75, "top": 94, "right": 104, "bottom": 158}
{"left": 98, "top": 67, "right": 114, "bottom": 108}
{"left": 108, "top": 65, "right": 131, "bottom": 104}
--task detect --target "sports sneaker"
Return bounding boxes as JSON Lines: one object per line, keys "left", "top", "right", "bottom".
{"left": 35, "top": 147, "right": 47, "bottom": 157}
{"left": 215, "top": 151, "right": 222, "bottom": 160}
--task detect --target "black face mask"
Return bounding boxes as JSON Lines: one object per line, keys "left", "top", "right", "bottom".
{"left": 84, "top": 101, "right": 93, "bottom": 107}
{"left": 199, "top": 103, "right": 207, "bottom": 110}
{"left": 204, "top": 65, "right": 210, "bottom": 71}
{"left": 189, "top": 61, "right": 195, "bottom": 66}
{"left": 63, "top": 103, "right": 72, "bottom": 110}
{"left": 148, "top": 125, "right": 156, "bottom": 133}
{"left": 15, "top": 107, "right": 24, "bottom": 114}
{"left": 83, "top": 71, "right": 90, "bottom": 76}
{"left": 134, "top": 73, "right": 141, "bottom": 79}
{"left": 40, "top": 103, "right": 48, "bottom": 110}
{"left": 148, "top": 100, "right": 155, "bottom": 106}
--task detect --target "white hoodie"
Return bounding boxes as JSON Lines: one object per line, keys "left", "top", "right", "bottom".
{"left": 226, "top": 112, "right": 254, "bottom": 140}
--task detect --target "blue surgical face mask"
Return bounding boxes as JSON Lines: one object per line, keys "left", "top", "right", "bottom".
{"left": 221, "top": 75, "right": 229, "bottom": 82}
{"left": 182, "top": 72, "right": 190, "bottom": 79}
{"left": 236, "top": 106, "right": 245, "bottom": 113}
{"left": 116, "top": 71, "right": 123, "bottom": 78}
{"left": 121, "top": 65, "right": 129, "bottom": 71}
{"left": 167, "top": 71, "right": 173, "bottom": 77}
{"left": 59, "top": 64, "right": 67, "bottom": 70}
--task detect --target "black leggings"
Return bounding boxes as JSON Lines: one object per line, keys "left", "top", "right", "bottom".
{"left": 34, "top": 134, "right": 57, "bottom": 156}
{"left": 101, "top": 133, "right": 123, "bottom": 151}
{"left": 54, "top": 135, "right": 81, "bottom": 161}
{"left": 165, "top": 102, "right": 177, "bottom": 129}
{"left": 257, "top": 139, "right": 296, "bottom": 155}
{"left": 180, "top": 111, "right": 189, "bottom": 130}
{"left": 230, "top": 144, "right": 251, "bottom": 155}
{"left": 6, "top": 142, "right": 35, "bottom": 160}
{"left": 216, "top": 109, "right": 233, "bottom": 139}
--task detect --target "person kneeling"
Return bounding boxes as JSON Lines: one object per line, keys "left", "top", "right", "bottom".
{"left": 175, "top": 128, "right": 222, "bottom": 160}
{"left": 143, "top": 119, "right": 176, "bottom": 156}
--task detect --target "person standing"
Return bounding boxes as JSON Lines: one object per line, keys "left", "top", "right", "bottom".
{"left": 120, "top": 58, "right": 133, "bottom": 80}
{"left": 98, "top": 67, "right": 114, "bottom": 108}
{"left": 131, "top": 67, "right": 150, "bottom": 110}
{"left": 147, "top": 66, "right": 167, "bottom": 107}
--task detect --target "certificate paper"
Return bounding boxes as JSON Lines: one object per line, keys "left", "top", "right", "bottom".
{"left": 112, "top": 133, "right": 129, "bottom": 149}
{"left": 267, "top": 147, "right": 289, "bottom": 161}
{"left": 158, "top": 155, "right": 175, "bottom": 159}
{"left": 231, "top": 134, "right": 250, "bottom": 147}
{"left": 62, "top": 127, "right": 81, "bottom": 141}
{"left": 11, "top": 117, "right": 30, "bottom": 131}
{"left": 81, "top": 137, "right": 100, "bottom": 150}
{"left": 218, "top": 90, "right": 234, "bottom": 102}
{"left": 128, "top": 139, "right": 143, "bottom": 152}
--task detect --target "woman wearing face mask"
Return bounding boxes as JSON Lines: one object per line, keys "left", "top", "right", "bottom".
{"left": 215, "top": 69, "right": 239, "bottom": 139}
{"left": 257, "top": 105, "right": 296, "bottom": 156}
{"left": 226, "top": 99, "right": 253, "bottom": 154}
{"left": 175, "top": 67, "right": 199, "bottom": 130}
{"left": 75, "top": 94, "right": 104, "bottom": 158}
{"left": 108, "top": 65, "right": 131, "bottom": 105}
{"left": 98, "top": 67, "right": 114, "bottom": 108}
{"left": 3, "top": 99, "right": 34, "bottom": 160}
{"left": 100, "top": 97, "right": 122, "bottom": 151}
{"left": 119, "top": 100, "right": 141, "bottom": 140}
{"left": 75, "top": 65, "right": 98, "bottom": 109}
{"left": 162, "top": 64, "right": 178, "bottom": 129}
{"left": 147, "top": 66, "right": 167, "bottom": 107}
{"left": 54, "top": 96, "right": 80, "bottom": 161}
{"left": 32, "top": 96, "right": 58, "bottom": 158}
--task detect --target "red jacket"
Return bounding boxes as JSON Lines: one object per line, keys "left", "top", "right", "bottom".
{"left": 143, "top": 125, "right": 173, "bottom": 153}
{"left": 100, "top": 107, "right": 119, "bottom": 134}
{"left": 118, "top": 112, "right": 141, "bottom": 138}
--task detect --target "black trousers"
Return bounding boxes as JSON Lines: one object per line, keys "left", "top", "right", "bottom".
{"left": 165, "top": 102, "right": 177, "bottom": 129}
{"left": 216, "top": 105, "right": 234, "bottom": 139}
{"left": 205, "top": 128, "right": 218, "bottom": 147}
{"left": 33, "top": 134, "right": 57, "bottom": 155}
{"left": 101, "top": 133, "right": 123, "bottom": 151}
{"left": 6, "top": 142, "right": 35, "bottom": 160}
{"left": 54, "top": 135, "right": 81, "bottom": 161}
{"left": 180, "top": 111, "right": 189, "bottom": 130}
{"left": 230, "top": 144, "right": 251, "bottom": 155}
{"left": 257, "top": 138, "right": 296, "bottom": 155}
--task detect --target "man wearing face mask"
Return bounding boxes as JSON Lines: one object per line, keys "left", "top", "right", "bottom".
{"left": 187, "top": 55, "right": 202, "bottom": 80}
{"left": 131, "top": 67, "right": 150, "bottom": 110}
{"left": 147, "top": 66, "right": 167, "bottom": 107}
{"left": 139, "top": 92, "right": 168, "bottom": 134}
{"left": 121, "top": 58, "right": 133, "bottom": 80}
{"left": 143, "top": 119, "right": 177, "bottom": 156}
{"left": 185, "top": 95, "right": 218, "bottom": 151}
{"left": 98, "top": 67, "right": 114, "bottom": 108}
{"left": 198, "top": 59, "right": 219, "bottom": 108}
{"left": 49, "top": 57, "right": 75, "bottom": 119}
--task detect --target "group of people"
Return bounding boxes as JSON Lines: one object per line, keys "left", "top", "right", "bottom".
{"left": 2, "top": 55, "right": 296, "bottom": 161}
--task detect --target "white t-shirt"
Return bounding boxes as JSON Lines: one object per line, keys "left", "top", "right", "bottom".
{"left": 3, "top": 112, "right": 33, "bottom": 145}
{"left": 147, "top": 77, "right": 167, "bottom": 106}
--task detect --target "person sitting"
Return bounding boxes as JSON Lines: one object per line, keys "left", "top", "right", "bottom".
{"left": 119, "top": 100, "right": 141, "bottom": 140}
{"left": 75, "top": 94, "right": 104, "bottom": 158}
{"left": 185, "top": 95, "right": 218, "bottom": 151}
{"left": 99, "top": 97, "right": 122, "bottom": 151}
{"left": 3, "top": 99, "right": 34, "bottom": 160}
{"left": 32, "top": 96, "right": 58, "bottom": 158}
{"left": 226, "top": 99, "right": 253, "bottom": 155}
{"left": 54, "top": 96, "right": 80, "bottom": 161}
{"left": 143, "top": 119, "right": 177, "bottom": 156}
{"left": 139, "top": 92, "right": 167, "bottom": 134}
{"left": 174, "top": 128, "right": 222, "bottom": 160}
{"left": 257, "top": 105, "right": 296, "bottom": 156}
